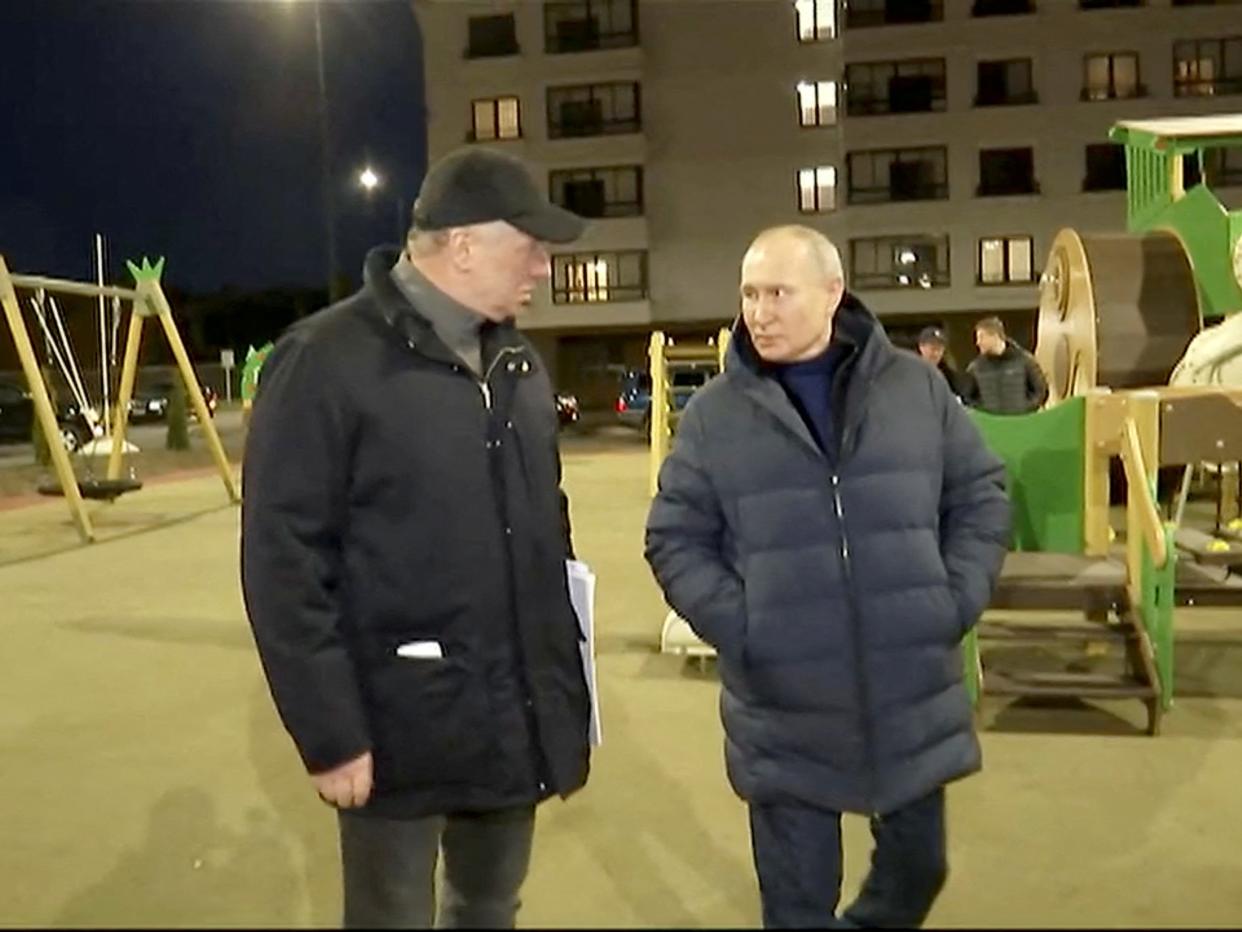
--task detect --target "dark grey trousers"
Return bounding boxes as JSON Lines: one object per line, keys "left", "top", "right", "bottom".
{"left": 338, "top": 805, "right": 536, "bottom": 929}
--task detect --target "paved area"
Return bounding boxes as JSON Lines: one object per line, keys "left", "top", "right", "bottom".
{"left": 1, "top": 439, "right": 1241, "bottom": 927}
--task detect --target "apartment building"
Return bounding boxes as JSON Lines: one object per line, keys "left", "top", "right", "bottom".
{"left": 416, "top": 0, "right": 1242, "bottom": 402}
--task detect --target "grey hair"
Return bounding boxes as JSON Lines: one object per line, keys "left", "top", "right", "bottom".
{"left": 406, "top": 225, "right": 451, "bottom": 258}
{"left": 749, "top": 224, "right": 844, "bottom": 284}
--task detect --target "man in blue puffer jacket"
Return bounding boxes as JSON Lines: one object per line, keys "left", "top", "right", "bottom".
{"left": 645, "top": 225, "right": 1010, "bottom": 929}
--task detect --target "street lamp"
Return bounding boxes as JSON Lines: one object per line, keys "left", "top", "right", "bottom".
{"left": 358, "top": 165, "right": 406, "bottom": 244}
{"left": 282, "top": 0, "right": 339, "bottom": 300}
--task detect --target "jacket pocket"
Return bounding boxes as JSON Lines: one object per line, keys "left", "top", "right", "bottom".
{"left": 363, "top": 649, "right": 492, "bottom": 792}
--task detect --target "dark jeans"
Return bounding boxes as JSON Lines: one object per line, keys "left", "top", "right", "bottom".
{"left": 748, "top": 788, "right": 947, "bottom": 929}
{"left": 338, "top": 805, "right": 536, "bottom": 929}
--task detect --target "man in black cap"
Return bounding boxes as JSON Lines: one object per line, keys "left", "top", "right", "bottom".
{"left": 241, "top": 147, "right": 591, "bottom": 928}
{"left": 916, "top": 325, "right": 970, "bottom": 402}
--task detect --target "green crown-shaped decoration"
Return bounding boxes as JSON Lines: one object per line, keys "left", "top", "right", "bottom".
{"left": 126, "top": 256, "right": 166, "bottom": 285}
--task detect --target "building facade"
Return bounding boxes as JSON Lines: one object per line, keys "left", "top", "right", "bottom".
{"left": 416, "top": 0, "right": 1242, "bottom": 404}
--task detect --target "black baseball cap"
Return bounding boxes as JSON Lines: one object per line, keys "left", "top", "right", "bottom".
{"left": 918, "top": 326, "right": 947, "bottom": 346}
{"left": 411, "top": 148, "right": 585, "bottom": 243}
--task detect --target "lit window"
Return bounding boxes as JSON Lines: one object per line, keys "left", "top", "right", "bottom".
{"left": 797, "top": 80, "right": 838, "bottom": 127}
{"left": 1083, "top": 53, "right": 1140, "bottom": 101}
{"left": 471, "top": 96, "right": 522, "bottom": 141}
{"left": 979, "top": 236, "right": 1034, "bottom": 284}
{"left": 1174, "top": 38, "right": 1242, "bottom": 98}
{"left": 798, "top": 166, "right": 837, "bottom": 213}
{"left": 552, "top": 251, "right": 648, "bottom": 304}
{"left": 795, "top": 0, "right": 836, "bottom": 41}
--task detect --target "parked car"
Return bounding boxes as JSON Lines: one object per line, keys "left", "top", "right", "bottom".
{"left": 555, "top": 392, "right": 580, "bottom": 429}
{"left": 615, "top": 366, "right": 715, "bottom": 432}
{"left": 128, "top": 381, "right": 218, "bottom": 424}
{"left": 0, "top": 380, "right": 94, "bottom": 452}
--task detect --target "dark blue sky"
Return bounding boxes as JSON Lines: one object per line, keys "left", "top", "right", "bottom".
{"left": 0, "top": 0, "right": 426, "bottom": 293}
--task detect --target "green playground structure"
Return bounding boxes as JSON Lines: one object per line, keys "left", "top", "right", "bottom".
{"left": 968, "top": 114, "right": 1242, "bottom": 734}
{"left": 963, "top": 394, "right": 1177, "bottom": 732}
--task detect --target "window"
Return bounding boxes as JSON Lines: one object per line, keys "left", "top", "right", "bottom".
{"left": 795, "top": 0, "right": 836, "bottom": 41}
{"left": 547, "top": 82, "right": 640, "bottom": 138}
{"left": 976, "top": 59, "right": 1036, "bottom": 106}
{"left": 1207, "top": 147, "right": 1242, "bottom": 187}
{"left": 1083, "top": 52, "right": 1142, "bottom": 100}
{"left": 797, "top": 166, "right": 838, "bottom": 212}
{"left": 470, "top": 96, "right": 521, "bottom": 142}
{"left": 1174, "top": 38, "right": 1242, "bottom": 97}
{"left": 1188, "top": 148, "right": 1242, "bottom": 189}
{"left": 973, "top": 0, "right": 1034, "bottom": 14}
{"left": 1080, "top": 0, "right": 1141, "bottom": 7}
{"left": 797, "top": 81, "right": 839, "bottom": 127}
{"left": 549, "top": 166, "right": 643, "bottom": 218}
{"left": 466, "top": 14, "right": 518, "bottom": 58}
{"left": 847, "top": 147, "right": 948, "bottom": 204}
{"left": 1084, "top": 143, "right": 1127, "bottom": 191}
{"left": 845, "top": 59, "right": 946, "bottom": 115}
{"left": 850, "top": 235, "right": 950, "bottom": 289}
{"left": 552, "top": 250, "right": 648, "bottom": 303}
{"left": 845, "top": 0, "right": 943, "bottom": 28}
{"left": 544, "top": 0, "right": 638, "bottom": 54}
{"left": 979, "top": 236, "right": 1034, "bottom": 284}
{"left": 979, "top": 147, "right": 1039, "bottom": 196}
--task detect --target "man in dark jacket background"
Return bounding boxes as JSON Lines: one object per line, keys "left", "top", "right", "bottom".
{"left": 645, "top": 226, "right": 1010, "bottom": 929}
{"left": 965, "top": 316, "right": 1049, "bottom": 415}
{"left": 241, "top": 148, "right": 591, "bottom": 929}
{"left": 916, "top": 325, "right": 971, "bottom": 402}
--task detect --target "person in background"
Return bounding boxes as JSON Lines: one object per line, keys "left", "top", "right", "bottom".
{"left": 916, "top": 325, "right": 970, "bottom": 402}
{"left": 965, "top": 316, "right": 1048, "bottom": 415}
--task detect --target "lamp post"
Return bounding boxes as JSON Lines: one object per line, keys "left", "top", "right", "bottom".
{"left": 312, "top": 3, "right": 341, "bottom": 299}
{"left": 282, "top": 0, "right": 340, "bottom": 299}
{"left": 359, "top": 166, "right": 407, "bottom": 244}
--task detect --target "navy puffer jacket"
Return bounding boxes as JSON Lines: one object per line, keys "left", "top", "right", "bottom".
{"left": 645, "top": 295, "right": 1009, "bottom": 815}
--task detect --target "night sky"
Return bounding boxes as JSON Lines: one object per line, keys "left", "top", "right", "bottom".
{"left": 0, "top": 0, "right": 426, "bottom": 294}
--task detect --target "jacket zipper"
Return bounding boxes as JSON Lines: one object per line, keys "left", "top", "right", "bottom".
{"left": 402, "top": 336, "right": 549, "bottom": 795}
{"left": 835, "top": 363, "right": 885, "bottom": 813}
{"left": 829, "top": 467, "right": 876, "bottom": 812}
{"left": 477, "top": 346, "right": 524, "bottom": 411}
{"left": 475, "top": 344, "right": 552, "bottom": 796}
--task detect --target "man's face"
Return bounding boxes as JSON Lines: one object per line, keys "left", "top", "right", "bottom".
{"left": 459, "top": 222, "right": 551, "bottom": 321}
{"left": 975, "top": 328, "right": 1005, "bottom": 356}
{"left": 740, "top": 238, "right": 842, "bottom": 363}
{"left": 918, "top": 341, "right": 945, "bottom": 365}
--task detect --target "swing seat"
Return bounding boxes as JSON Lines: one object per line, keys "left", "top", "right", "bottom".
{"left": 37, "top": 476, "right": 144, "bottom": 501}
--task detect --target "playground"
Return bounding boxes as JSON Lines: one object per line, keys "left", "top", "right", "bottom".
{"left": 2, "top": 442, "right": 1242, "bottom": 928}
{"left": 3, "top": 112, "right": 1242, "bottom": 926}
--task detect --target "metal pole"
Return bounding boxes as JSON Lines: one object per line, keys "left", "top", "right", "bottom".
{"left": 314, "top": 1, "right": 339, "bottom": 300}
{"left": 96, "top": 234, "right": 110, "bottom": 437}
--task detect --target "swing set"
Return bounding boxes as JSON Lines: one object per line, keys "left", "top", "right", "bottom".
{"left": 0, "top": 252, "right": 240, "bottom": 543}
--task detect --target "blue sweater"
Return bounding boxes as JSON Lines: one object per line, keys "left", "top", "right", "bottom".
{"left": 775, "top": 343, "right": 848, "bottom": 453}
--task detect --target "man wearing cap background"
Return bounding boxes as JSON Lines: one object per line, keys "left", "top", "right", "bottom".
{"left": 916, "top": 326, "right": 971, "bottom": 402}
{"left": 241, "top": 147, "right": 591, "bottom": 928}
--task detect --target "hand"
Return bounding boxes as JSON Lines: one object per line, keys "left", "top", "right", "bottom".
{"left": 310, "top": 751, "right": 373, "bottom": 809}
